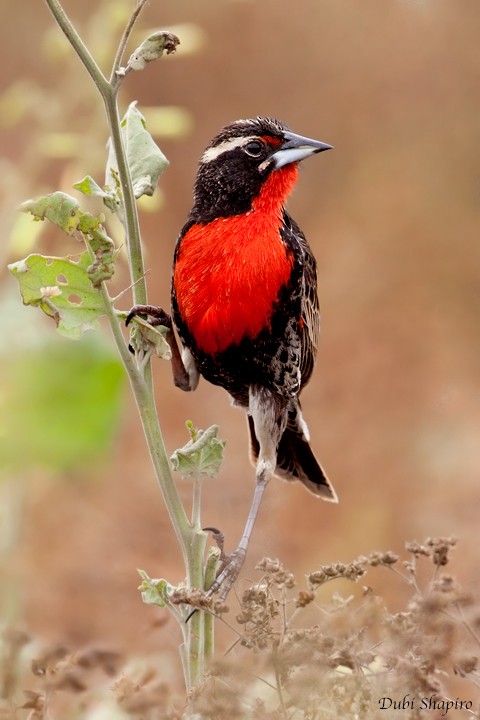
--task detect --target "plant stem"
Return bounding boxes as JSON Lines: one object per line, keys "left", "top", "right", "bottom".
{"left": 203, "top": 549, "right": 220, "bottom": 665}
{"left": 44, "top": 0, "right": 109, "bottom": 95}
{"left": 102, "top": 92, "right": 148, "bottom": 307}
{"left": 46, "top": 0, "right": 148, "bottom": 309}
{"left": 186, "top": 529, "right": 208, "bottom": 687}
{"left": 99, "top": 284, "right": 191, "bottom": 556}
{"left": 45, "top": 0, "right": 211, "bottom": 691}
{"left": 192, "top": 474, "right": 202, "bottom": 530}
{"left": 110, "top": 0, "right": 149, "bottom": 86}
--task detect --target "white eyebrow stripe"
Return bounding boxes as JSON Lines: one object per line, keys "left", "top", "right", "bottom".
{"left": 200, "top": 135, "right": 260, "bottom": 163}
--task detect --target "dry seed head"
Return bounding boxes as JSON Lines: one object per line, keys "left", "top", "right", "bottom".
{"left": 366, "top": 551, "right": 399, "bottom": 567}
{"left": 296, "top": 590, "right": 315, "bottom": 608}
{"left": 256, "top": 557, "right": 296, "bottom": 588}
{"left": 307, "top": 560, "right": 367, "bottom": 588}
{"left": 405, "top": 540, "right": 431, "bottom": 557}
{"left": 170, "top": 587, "right": 228, "bottom": 615}
{"left": 426, "top": 536, "right": 457, "bottom": 566}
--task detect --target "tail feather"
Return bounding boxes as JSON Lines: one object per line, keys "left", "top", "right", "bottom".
{"left": 247, "top": 416, "right": 338, "bottom": 503}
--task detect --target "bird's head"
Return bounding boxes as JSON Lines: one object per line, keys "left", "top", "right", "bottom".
{"left": 191, "top": 117, "right": 332, "bottom": 222}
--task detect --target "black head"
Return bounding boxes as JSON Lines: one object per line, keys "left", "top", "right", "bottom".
{"left": 190, "top": 117, "right": 332, "bottom": 223}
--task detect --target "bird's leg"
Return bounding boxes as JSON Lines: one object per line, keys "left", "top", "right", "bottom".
{"left": 126, "top": 305, "right": 192, "bottom": 391}
{"left": 207, "top": 387, "right": 288, "bottom": 601}
{"left": 207, "top": 468, "right": 270, "bottom": 601}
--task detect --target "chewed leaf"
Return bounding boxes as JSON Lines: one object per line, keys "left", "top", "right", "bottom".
{"left": 78, "top": 213, "right": 116, "bottom": 287}
{"left": 73, "top": 175, "right": 120, "bottom": 213}
{"left": 106, "top": 102, "right": 169, "bottom": 200}
{"left": 138, "top": 569, "right": 175, "bottom": 608}
{"left": 171, "top": 423, "right": 225, "bottom": 479}
{"left": 73, "top": 175, "right": 109, "bottom": 198}
{"left": 126, "top": 31, "right": 179, "bottom": 71}
{"left": 19, "top": 192, "right": 81, "bottom": 235}
{"left": 8, "top": 253, "right": 105, "bottom": 339}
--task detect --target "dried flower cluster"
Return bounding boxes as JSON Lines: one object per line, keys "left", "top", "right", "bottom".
{"left": 170, "top": 587, "right": 228, "bottom": 616}
{"left": 2, "top": 537, "right": 479, "bottom": 719}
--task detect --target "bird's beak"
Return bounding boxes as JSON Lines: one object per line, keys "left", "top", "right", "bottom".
{"left": 271, "top": 131, "right": 333, "bottom": 169}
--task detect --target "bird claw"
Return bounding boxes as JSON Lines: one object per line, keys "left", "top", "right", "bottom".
{"left": 203, "top": 526, "right": 242, "bottom": 599}
{"left": 207, "top": 547, "right": 247, "bottom": 602}
{"left": 203, "top": 526, "right": 226, "bottom": 558}
{"left": 125, "top": 305, "right": 192, "bottom": 391}
{"left": 184, "top": 532, "right": 244, "bottom": 622}
{"left": 125, "top": 304, "right": 173, "bottom": 329}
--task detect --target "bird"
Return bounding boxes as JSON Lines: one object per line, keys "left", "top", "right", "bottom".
{"left": 127, "top": 116, "right": 337, "bottom": 598}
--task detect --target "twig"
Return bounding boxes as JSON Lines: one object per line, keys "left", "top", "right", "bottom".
{"left": 44, "top": 0, "right": 109, "bottom": 95}
{"left": 110, "top": 0, "right": 149, "bottom": 86}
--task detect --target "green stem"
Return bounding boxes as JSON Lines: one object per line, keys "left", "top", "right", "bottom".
{"left": 46, "top": 0, "right": 147, "bottom": 309}
{"left": 110, "top": 0, "right": 149, "bottom": 86}
{"left": 102, "top": 91, "right": 148, "bottom": 308}
{"left": 186, "top": 529, "right": 208, "bottom": 688}
{"left": 187, "top": 475, "right": 208, "bottom": 686}
{"left": 179, "top": 641, "right": 191, "bottom": 691}
{"left": 44, "top": 0, "right": 109, "bottom": 95}
{"left": 99, "top": 285, "right": 192, "bottom": 556}
{"left": 203, "top": 549, "right": 220, "bottom": 666}
{"left": 192, "top": 474, "right": 202, "bottom": 530}
{"left": 45, "top": 0, "right": 212, "bottom": 691}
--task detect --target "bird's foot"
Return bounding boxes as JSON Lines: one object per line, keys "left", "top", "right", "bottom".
{"left": 125, "top": 305, "right": 191, "bottom": 391}
{"left": 125, "top": 304, "right": 172, "bottom": 329}
{"left": 207, "top": 546, "right": 247, "bottom": 603}
{"left": 203, "top": 526, "right": 226, "bottom": 559}
{"left": 184, "top": 530, "right": 243, "bottom": 622}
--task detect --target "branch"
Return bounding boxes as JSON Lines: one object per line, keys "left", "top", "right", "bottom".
{"left": 44, "top": 0, "right": 109, "bottom": 96}
{"left": 110, "top": 0, "right": 149, "bottom": 86}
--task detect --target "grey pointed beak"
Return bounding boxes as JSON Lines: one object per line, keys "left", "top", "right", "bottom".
{"left": 272, "top": 130, "right": 333, "bottom": 169}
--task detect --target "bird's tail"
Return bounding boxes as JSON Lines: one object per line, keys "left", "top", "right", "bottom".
{"left": 247, "top": 414, "right": 338, "bottom": 502}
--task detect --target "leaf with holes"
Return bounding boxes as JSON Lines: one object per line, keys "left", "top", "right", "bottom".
{"left": 77, "top": 213, "right": 116, "bottom": 287}
{"left": 8, "top": 253, "right": 105, "bottom": 339}
{"left": 106, "top": 102, "right": 169, "bottom": 200}
{"left": 19, "top": 191, "right": 82, "bottom": 235}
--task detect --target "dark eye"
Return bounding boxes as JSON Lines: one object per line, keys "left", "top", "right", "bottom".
{"left": 244, "top": 140, "right": 264, "bottom": 158}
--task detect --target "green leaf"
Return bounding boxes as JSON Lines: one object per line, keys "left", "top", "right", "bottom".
{"left": 73, "top": 175, "right": 120, "bottom": 213}
{"left": 73, "top": 175, "right": 107, "bottom": 197}
{"left": 171, "top": 423, "right": 225, "bottom": 479}
{"left": 127, "top": 315, "right": 172, "bottom": 360}
{"left": 126, "top": 31, "right": 179, "bottom": 71}
{"left": 8, "top": 253, "right": 105, "bottom": 339}
{"left": 138, "top": 570, "right": 174, "bottom": 608}
{"left": 19, "top": 191, "right": 81, "bottom": 235}
{"left": 73, "top": 175, "right": 108, "bottom": 198}
{"left": 106, "top": 102, "right": 169, "bottom": 200}
{"left": 77, "top": 213, "right": 116, "bottom": 287}
{"left": 77, "top": 211, "right": 105, "bottom": 234}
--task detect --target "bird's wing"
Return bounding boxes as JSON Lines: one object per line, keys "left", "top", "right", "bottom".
{"left": 282, "top": 212, "right": 320, "bottom": 389}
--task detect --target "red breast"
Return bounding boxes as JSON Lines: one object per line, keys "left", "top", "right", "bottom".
{"left": 174, "top": 165, "right": 298, "bottom": 355}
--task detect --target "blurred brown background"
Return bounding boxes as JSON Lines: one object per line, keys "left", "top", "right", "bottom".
{"left": 1, "top": 0, "right": 480, "bottom": 663}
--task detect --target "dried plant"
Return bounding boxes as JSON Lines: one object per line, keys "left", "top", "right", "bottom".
{"left": 2, "top": 537, "right": 479, "bottom": 718}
